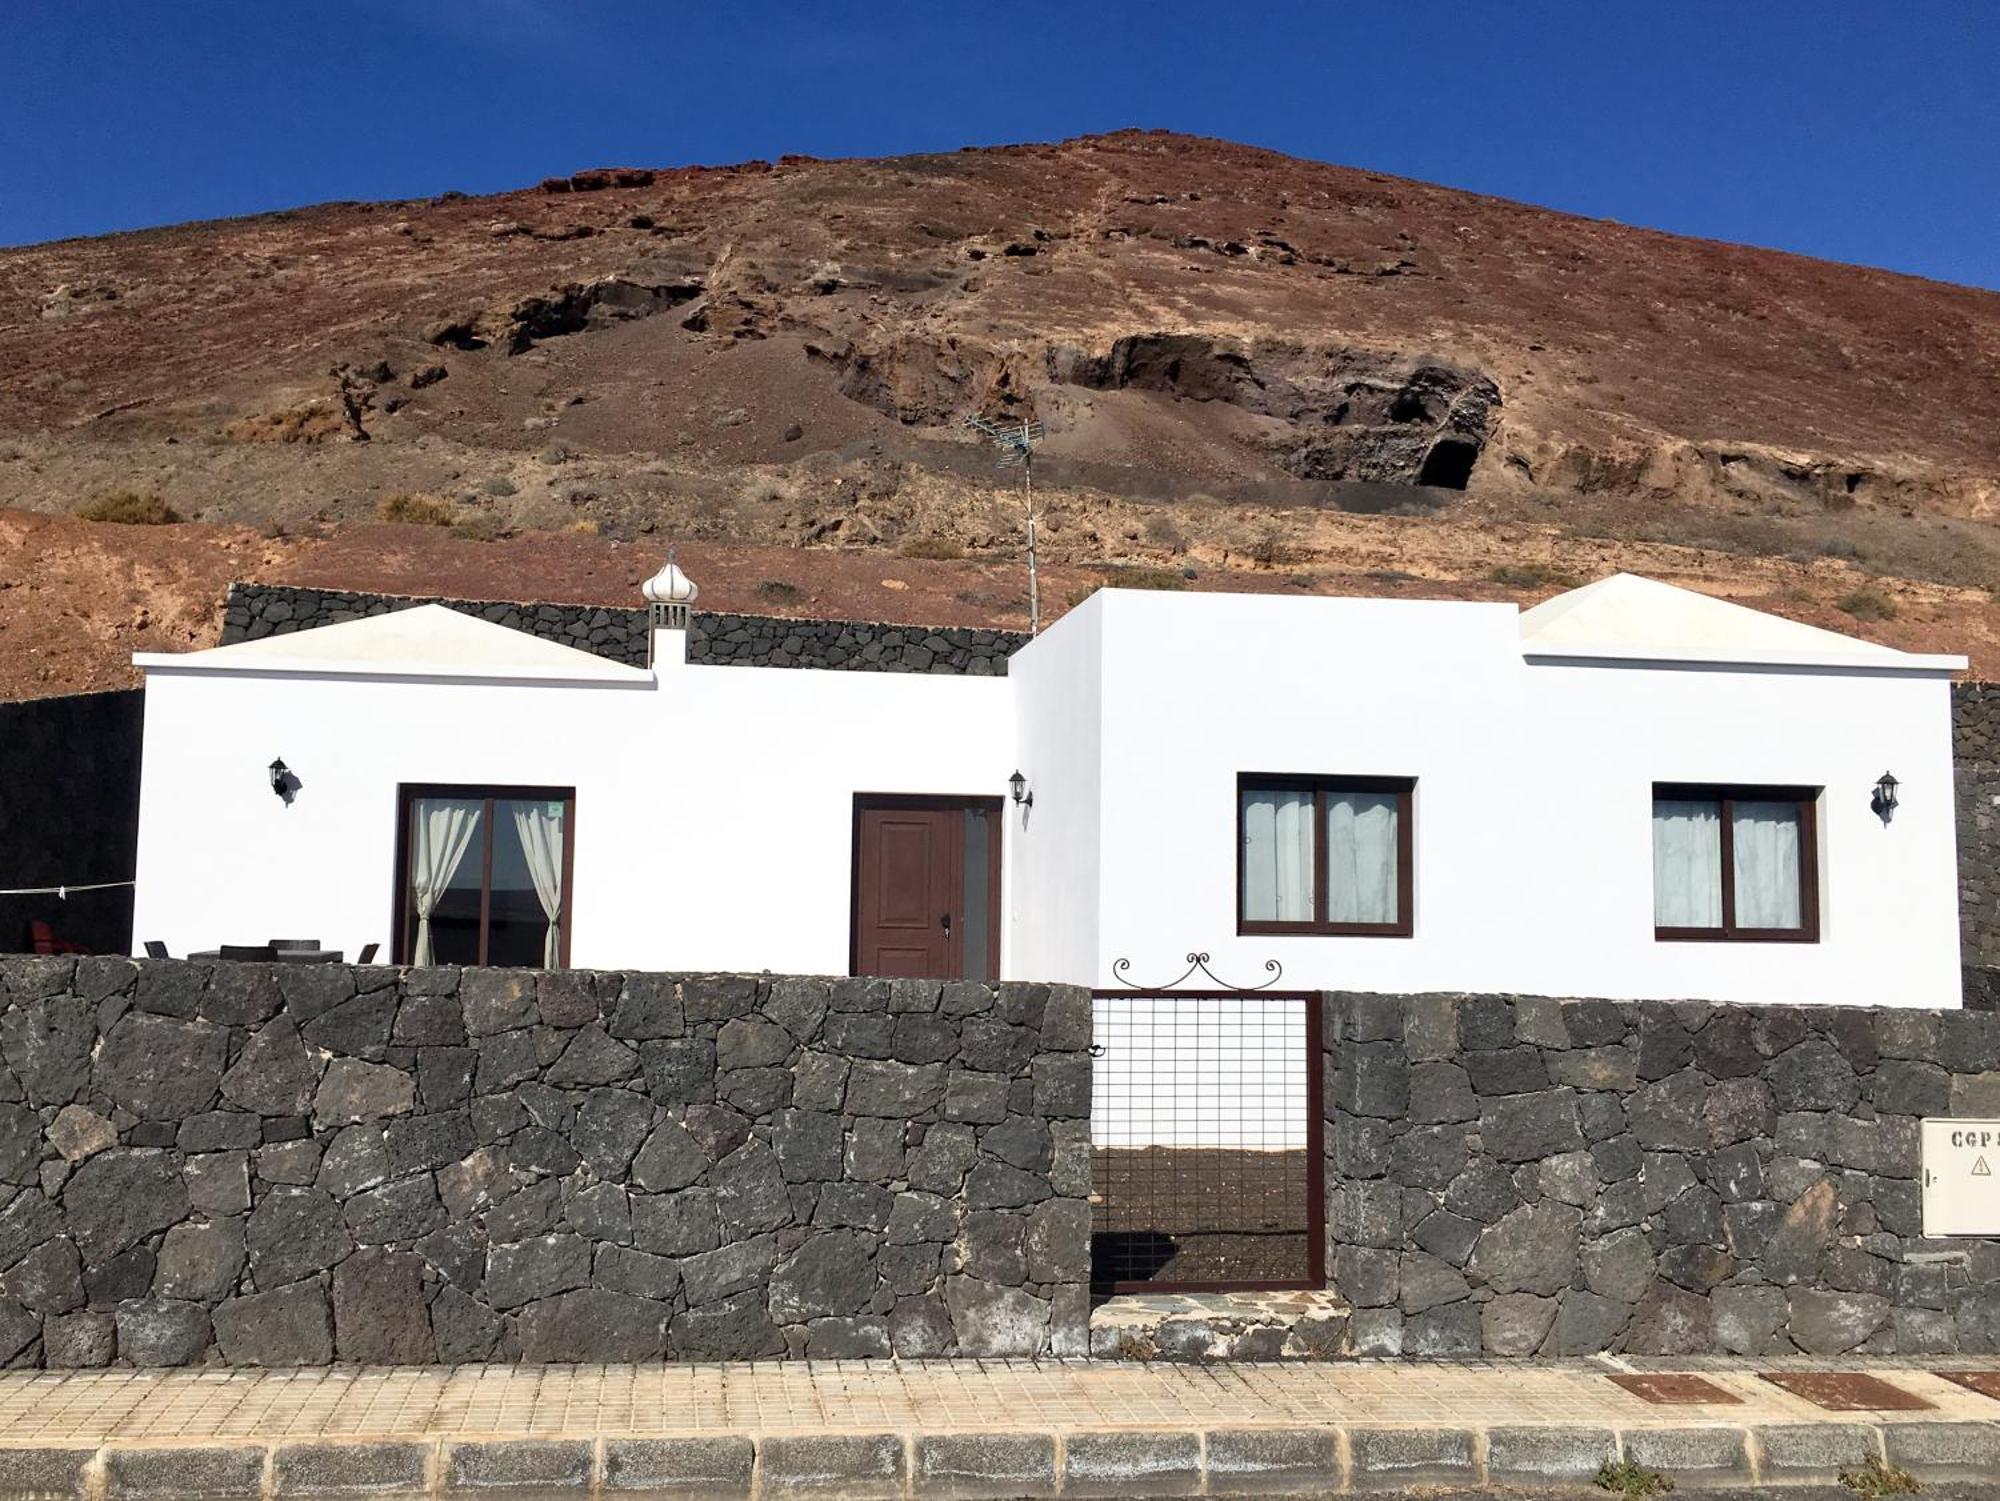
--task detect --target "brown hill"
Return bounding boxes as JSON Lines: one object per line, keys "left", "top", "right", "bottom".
{"left": 2, "top": 129, "right": 1998, "bottom": 698}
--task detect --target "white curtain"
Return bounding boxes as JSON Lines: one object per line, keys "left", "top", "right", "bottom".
{"left": 1733, "top": 801, "right": 1803, "bottom": 929}
{"left": 512, "top": 801, "right": 567, "bottom": 968}
{"left": 411, "top": 799, "right": 482, "bottom": 965}
{"left": 1242, "top": 789, "right": 1314, "bottom": 921}
{"left": 1327, "top": 792, "right": 1399, "bottom": 924}
{"left": 1653, "top": 799, "right": 1722, "bottom": 928}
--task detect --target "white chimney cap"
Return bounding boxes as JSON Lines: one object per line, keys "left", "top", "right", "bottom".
{"left": 641, "top": 559, "right": 699, "bottom": 606}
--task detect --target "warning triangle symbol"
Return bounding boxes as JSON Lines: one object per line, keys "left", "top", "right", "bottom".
{"left": 1976, "top": 1157, "right": 1992, "bottom": 1177}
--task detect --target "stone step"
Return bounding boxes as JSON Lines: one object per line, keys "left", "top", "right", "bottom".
{"left": 1088, "top": 1289, "right": 1354, "bottom": 1359}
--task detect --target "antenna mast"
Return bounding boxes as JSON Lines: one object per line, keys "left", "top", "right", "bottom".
{"left": 964, "top": 415, "right": 1047, "bottom": 634}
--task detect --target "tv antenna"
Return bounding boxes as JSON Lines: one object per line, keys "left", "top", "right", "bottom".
{"left": 964, "top": 415, "right": 1047, "bottom": 634}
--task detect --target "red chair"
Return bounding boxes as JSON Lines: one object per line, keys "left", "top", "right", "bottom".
{"left": 27, "top": 921, "right": 87, "bottom": 956}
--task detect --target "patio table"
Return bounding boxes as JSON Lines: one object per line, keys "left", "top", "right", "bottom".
{"left": 188, "top": 948, "right": 344, "bottom": 963}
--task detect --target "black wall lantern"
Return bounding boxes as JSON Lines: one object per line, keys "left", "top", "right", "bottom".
{"left": 1872, "top": 770, "right": 1899, "bottom": 822}
{"left": 268, "top": 758, "right": 295, "bottom": 804}
{"left": 1009, "top": 769, "right": 1033, "bottom": 810}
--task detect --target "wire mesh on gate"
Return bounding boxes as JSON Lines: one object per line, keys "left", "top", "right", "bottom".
{"left": 1089, "top": 992, "right": 1322, "bottom": 1292}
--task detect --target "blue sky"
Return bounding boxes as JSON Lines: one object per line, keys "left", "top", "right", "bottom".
{"left": 3, "top": 3, "right": 1995, "bottom": 288}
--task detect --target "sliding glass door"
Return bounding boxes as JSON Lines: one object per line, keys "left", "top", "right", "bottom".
{"left": 396, "top": 785, "right": 574, "bottom": 968}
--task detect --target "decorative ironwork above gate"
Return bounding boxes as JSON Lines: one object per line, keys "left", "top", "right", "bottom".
{"left": 1109, "top": 950, "right": 1285, "bottom": 992}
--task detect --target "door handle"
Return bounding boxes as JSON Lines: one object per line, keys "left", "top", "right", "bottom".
{"left": 940, "top": 912, "right": 952, "bottom": 936}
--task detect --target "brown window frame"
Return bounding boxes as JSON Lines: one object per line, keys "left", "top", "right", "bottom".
{"left": 1652, "top": 782, "right": 1819, "bottom": 944}
{"left": 393, "top": 783, "right": 577, "bottom": 968}
{"left": 1236, "top": 773, "right": 1415, "bottom": 938}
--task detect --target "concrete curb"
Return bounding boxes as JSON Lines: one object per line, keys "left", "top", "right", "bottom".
{"left": 2, "top": 1419, "right": 1996, "bottom": 1499}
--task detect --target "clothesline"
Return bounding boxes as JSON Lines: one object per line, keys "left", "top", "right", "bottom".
{"left": 0, "top": 881, "right": 136, "bottom": 898}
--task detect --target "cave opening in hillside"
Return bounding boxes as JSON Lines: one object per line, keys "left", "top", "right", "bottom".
{"left": 1416, "top": 436, "right": 1478, "bottom": 490}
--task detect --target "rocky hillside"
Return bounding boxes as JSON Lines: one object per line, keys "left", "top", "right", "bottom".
{"left": 2, "top": 130, "right": 1998, "bottom": 698}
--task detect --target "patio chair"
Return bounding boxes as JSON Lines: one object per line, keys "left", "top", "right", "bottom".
{"left": 356, "top": 942, "right": 380, "bottom": 964}
{"left": 143, "top": 941, "right": 169, "bottom": 959}
{"left": 28, "top": 921, "right": 86, "bottom": 956}
{"left": 218, "top": 943, "right": 276, "bottom": 961}
{"left": 270, "top": 938, "right": 322, "bottom": 952}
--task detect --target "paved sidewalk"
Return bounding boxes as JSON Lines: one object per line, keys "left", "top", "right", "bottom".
{"left": 5, "top": 1357, "right": 2000, "bottom": 1497}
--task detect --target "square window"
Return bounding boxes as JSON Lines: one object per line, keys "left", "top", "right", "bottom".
{"left": 1239, "top": 775, "right": 1413, "bottom": 936}
{"left": 397, "top": 785, "right": 574, "bottom": 968}
{"left": 1652, "top": 784, "right": 1817, "bottom": 942}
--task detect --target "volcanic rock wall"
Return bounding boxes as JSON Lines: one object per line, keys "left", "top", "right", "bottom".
{"left": 0, "top": 959, "right": 1090, "bottom": 1367}
{"left": 1326, "top": 990, "right": 2000, "bottom": 1357}
{"left": 1956, "top": 684, "right": 2000, "bottom": 979}
{"left": 221, "top": 584, "right": 1027, "bottom": 675}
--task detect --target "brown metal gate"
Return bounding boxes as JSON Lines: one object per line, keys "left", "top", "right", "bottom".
{"left": 1089, "top": 989, "right": 1324, "bottom": 1294}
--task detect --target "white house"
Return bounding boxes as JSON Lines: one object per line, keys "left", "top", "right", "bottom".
{"left": 131, "top": 570, "right": 1967, "bottom": 1008}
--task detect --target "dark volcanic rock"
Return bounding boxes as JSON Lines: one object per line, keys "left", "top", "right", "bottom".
{"left": 770, "top": 1233, "right": 873, "bottom": 1321}
{"left": 487, "top": 1234, "right": 591, "bottom": 1310}
{"left": 313, "top": 1058, "right": 416, "bottom": 1126}
{"left": 332, "top": 1249, "right": 434, "bottom": 1363}
{"left": 519, "top": 1289, "right": 669, "bottom": 1361}
{"left": 1, "top": 998, "right": 95, "bottom": 1106}
{"left": 569, "top": 1089, "right": 654, "bottom": 1177}
{"left": 221, "top": 1018, "right": 319, "bottom": 1117}
{"left": 115, "top": 1298, "right": 212, "bottom": 1366}
{"left": 96, "top": 1014, "right": 226, "bottom": 1119}
{"left": 155, "top": 1220, "right": 246, "bottom": 1302}
{"left": 345, "top": 1175, "right": 445, "bottom": 1244}
{"left": 65, "top": 1149, "right": 190, "bottom": 1265}
{"left": 630, "top": 1120, "right": 707, "bottom": 1194}
{"left": 247, "top": 1187, "right": 350, "bottom": 1289}
{"left": 213, "top": 1281, "right": 333, "bottom": 1366}
{"left": 670, "top": 1287, "right": 784, "bottom": 1358}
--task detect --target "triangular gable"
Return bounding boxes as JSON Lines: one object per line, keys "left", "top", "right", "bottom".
{"left": 1519, "top": 573, "right": 1963, "bottom": 672}
{"left": 135, "top": 603, "right": 650, "bottom": 684}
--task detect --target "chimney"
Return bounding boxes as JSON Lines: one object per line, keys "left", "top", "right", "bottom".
{"left": 640, "top": 549, "right": 699, "bottom": 667}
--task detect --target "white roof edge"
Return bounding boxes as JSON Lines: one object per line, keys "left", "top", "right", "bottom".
{"left": 1523, "top": 643, "right": 1967, "bottom": 673}
{"left": 129, "top": 602, "right": 654, "bottom": 684}
{"left": 1517, "top": 572, "right": 1965, "bottom": 674}
{"left": 132, "top": 652, "right": 653, "bottom": 685}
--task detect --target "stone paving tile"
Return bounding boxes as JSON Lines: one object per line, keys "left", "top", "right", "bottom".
{"left": 1, "top": 1358, "right": 1999, "bottom": 1449}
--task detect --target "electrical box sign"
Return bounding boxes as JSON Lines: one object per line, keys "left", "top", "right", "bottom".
{"left": 1921, "top": 1120, "right": 2000, "bottom": 1236}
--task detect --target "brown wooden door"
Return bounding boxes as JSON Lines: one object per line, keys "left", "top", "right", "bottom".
{"left": 851, "top": 797, "right": 1000, "bottom": 979}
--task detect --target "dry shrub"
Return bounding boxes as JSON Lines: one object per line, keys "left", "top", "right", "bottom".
{"left": 1838, "top": 1455, "right": 1920, "bottom": 1497}
{"left": 758, "top": 579, "right": 804, "bottom": 602}
{"left": 1143, "top": 514, "right": 1189, "bottom": 554}
{"left": 1489, "top": 562, "right": 1579, "bottom": 589}
{"left": 377, "top": 492, "right": 457, "bottom": 526}
{"left": 900, "top": 536, "right": 964, "bottom": 561}
{"left": 225, "top": 400, "right": 347, "bottom": 444}
{"left": 1595, "top": 1458, "right": 1673, "bottom": 1498}
{"left": 1106, "top": 567, "right": 1188, "bottom": 591}
{"left": 452, "top": 513, "right": 503, "bottom": 542}
{"left": 1249, "top": 527, "right": 1291, "bottom": 567}
{"left": 77, "top": 491, "right": 180, "bottom": 525}
{"left": 1838, "top": 585, "right": 1897, "bottom": 622}
{"left": 566, "top": 518, "right": 601, "bottom": 537}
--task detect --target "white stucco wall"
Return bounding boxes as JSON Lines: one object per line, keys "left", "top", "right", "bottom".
{"left": 1006, "top": 594, "right": 1104, "bottom": 985}
{"left": 1022, "top": 589, "right": 1962, "bottom": 1008}
{"left": 133, "top": 589, "right": 1964, "bottom": 1011}
{"left": 132, "top": 644, "right": 1015, "bottom": 973}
